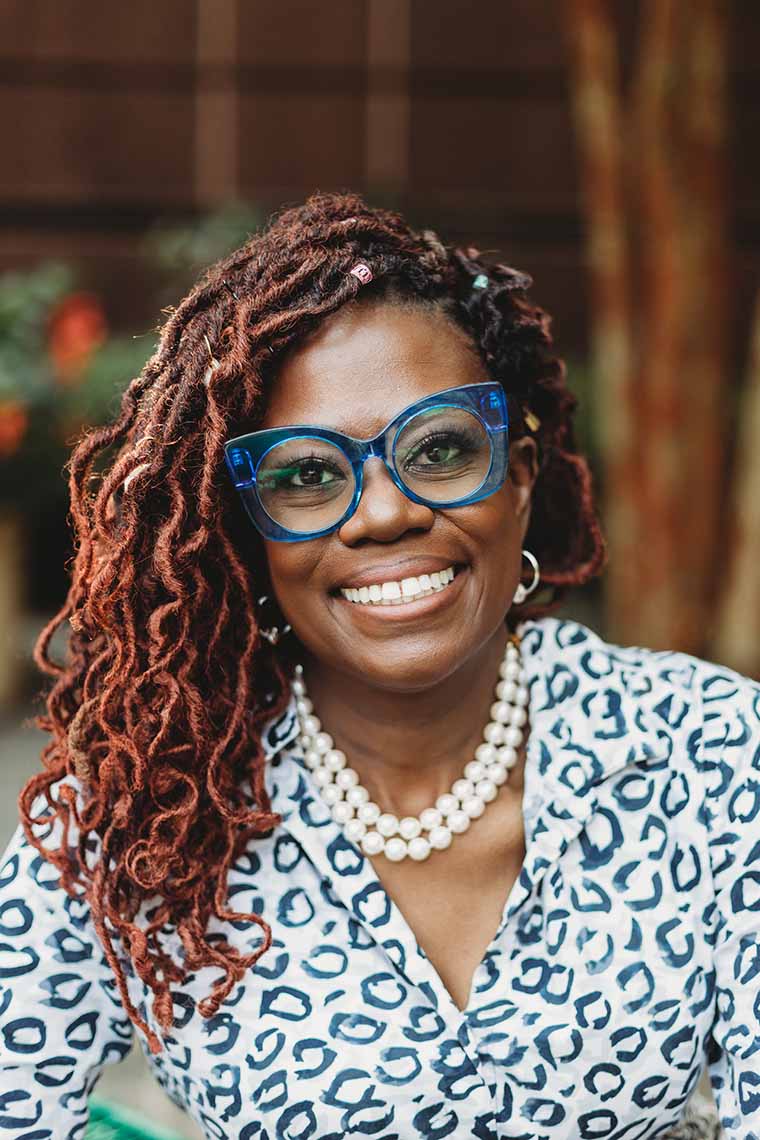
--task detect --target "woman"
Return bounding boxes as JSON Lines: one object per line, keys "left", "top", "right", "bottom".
{"left": 0, "top": 192, "right": 754, "bottom": 1138}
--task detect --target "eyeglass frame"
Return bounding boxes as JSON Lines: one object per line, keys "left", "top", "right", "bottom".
{"left": 223, "top": 380, "right": 510, "bottom": 542}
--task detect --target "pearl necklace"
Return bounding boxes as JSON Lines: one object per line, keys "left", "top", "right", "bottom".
{"left": 291, "top": 633, "right": 529, "bottom": 862}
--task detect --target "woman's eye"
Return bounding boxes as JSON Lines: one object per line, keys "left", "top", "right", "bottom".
{"left": 406, "top": 435, "right": 466, "bottom": 467}
{"left": 420, "top": 442, "right": 460, "bottom": 464}
{"left": 292, "top": 461, "right": 336, "bottom": 487}
{"left": 265, "top": 458, "right": 344, "bottom": 490}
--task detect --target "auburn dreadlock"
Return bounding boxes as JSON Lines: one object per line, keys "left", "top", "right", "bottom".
{"left": 19, "top": 190, "right": 605, "bottom": 1053}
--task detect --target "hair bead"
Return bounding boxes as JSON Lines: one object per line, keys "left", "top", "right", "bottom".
{"left": 349, "top": 262, "right": 373, "bottom": 285}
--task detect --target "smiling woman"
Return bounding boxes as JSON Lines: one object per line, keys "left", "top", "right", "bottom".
{"left": 0, "top": 192, "right": 754, "bottom": 1139}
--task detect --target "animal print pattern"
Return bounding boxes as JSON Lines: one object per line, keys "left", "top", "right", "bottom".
{"left": 0, "top": 616, "right": 758, "bottom": 1139}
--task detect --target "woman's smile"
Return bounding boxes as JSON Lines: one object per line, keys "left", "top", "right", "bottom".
{"left": 330, "top": 562, "right": 470, "bottom": 622}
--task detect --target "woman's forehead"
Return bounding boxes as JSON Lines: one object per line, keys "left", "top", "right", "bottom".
{"left": 261, "top": 303, "right": 485, "bottom": 434}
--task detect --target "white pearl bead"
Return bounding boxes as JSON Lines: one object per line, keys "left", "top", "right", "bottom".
{"left": 490, "top": 701, "right": 512, "bottom": 724}
{"left": 514, "top": 685, "right": 530, "bottom": 707}
{"left": 376, "top": 813, "right": 400, "bottom": 837}
{"left": 463, "top": 760, "right": 485, "bottom": 782}
{"left": 332, "top": 800, "right": 355, "bottom": 825}
{"left": 298, "top": 734, "right": 312, "bottom": 751}
{"left": 296, "top": 697, "right": 313, "bottom": 716}
{"left": 399, "top": 816, "right": 422, "bottom": 840}
{"left": 428, "top": 824, "right": 453, "bottom": 850}
{"left": 302, "top": 714, "right": 321, "bottom": 736}
{"left": 314, "top": 731, "right": 333, "bottom": 754}
{"left": 509, "top": 706, "right": 528, "bottom": 727}
{"left": 324, "top": 749, "right": 347, "bottom": 772}
{"left": 346, "top": 785, "right": 369, "bottom": 807}
{"left": 408, "top": 836, "right": 431, "bottom": 862}
{"left": 475, "top": 743, "right": 498, "bottom": 765}
{"left": 358, "top": 801, "right": 381, "bottom": 825}
{"left": 384, "top": 837, "right": 408, "bottom": 862}
{"left": 475, "top": 778, "right": 498, "bottom": 802}
{"left": 419, "top": 807, "right": 443, "bottom": 830}
{"left": 435, "top": 793, "right": 459, "bottom": 817}
{"left": 320, "top": 784, "right": 342, "bottom": 806}
{"left": 483, "top": 722, "right": 505, "bottom": 745}
{"left": 503, "top": 725, "right": 523, "bottom": 748}
{"left": 312, "top": 767, "right": 333, "bottom": 788}
{"left": 292, "top": 678, "right": 306, "bottom": 697}
{"left": 335, "top": 767, "right": 359, "bottom": 789}
{"left": 452, "top": 778, "right": 474, "bottom": 801}
{"left": 304, "top": 749, "right": 321, "bottom": 769}
{"left": 462, "top": 795, "right": 485, "bottom": 819}
{"left": 487, "top": 762, "right": 508, "bottom": 786}
{"left": 499, "top": 745, "right": 519, "bottom": 769}
{"left": 344, "top": 818, "right": 367, "bottom": 843}
{"left": 448, "top": 809, "right": 471, "bottom": 834}
{"left": 361, "top": 830, "right": 385, "bottom": 856}
{"left": 496, "top": 679, "right": 517, "bottom": 702}
{"left": 499, "top": 660, "right": 521, "bottom": 681}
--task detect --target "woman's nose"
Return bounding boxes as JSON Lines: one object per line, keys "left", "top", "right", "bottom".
{"left": 337, "top": 457, "right": 435, "bottom": 544}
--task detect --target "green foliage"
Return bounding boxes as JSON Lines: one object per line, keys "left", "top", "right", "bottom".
{"left": 0, "top": 263, "right": 73, "bottom": 404}
{"left": 0, "top": 204, "right": 268, "bottom": 513}
{"left": 144, "top": 201, "right": 264, "bottom": 285}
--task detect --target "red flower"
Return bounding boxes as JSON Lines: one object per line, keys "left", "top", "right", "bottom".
{"left": 0, "top": 400, "right": 28, "bottom": 458}
{"left": 48, "top": 292, "right": 107, "bottom": 385}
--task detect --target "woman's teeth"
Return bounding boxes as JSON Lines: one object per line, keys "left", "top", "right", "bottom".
{"left": 339, "top": 566, "right": 457, "bottom": 606}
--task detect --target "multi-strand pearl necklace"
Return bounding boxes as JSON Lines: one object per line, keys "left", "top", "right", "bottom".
{"left": 291, "top": 634, "right": 529, "bottom": 862}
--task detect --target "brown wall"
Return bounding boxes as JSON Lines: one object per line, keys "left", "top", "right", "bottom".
{"left": 1, "top": 0, "right": 758, "bottom": 357}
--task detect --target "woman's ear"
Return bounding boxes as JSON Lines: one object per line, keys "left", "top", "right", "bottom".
{"left": 508, "top": 437, "right": 539, "bottom": 527}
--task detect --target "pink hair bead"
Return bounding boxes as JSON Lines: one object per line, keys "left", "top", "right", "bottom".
{"left": 349, "top": 262, "right": 373, "bottom": 285}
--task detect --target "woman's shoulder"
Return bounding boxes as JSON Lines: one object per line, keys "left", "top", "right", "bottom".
{"left": 523, "top": 614, "right": 760, "bottom": 789}
{"left": 523, "top": 612, "right": 760, "bottom": 709}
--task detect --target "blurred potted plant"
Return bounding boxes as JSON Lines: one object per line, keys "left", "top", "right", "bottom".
{"left": 0, "top": 263, "right": 149, "bottom": 706}
{"left": 0, "top": 202, "right": 265, "bottom": 705}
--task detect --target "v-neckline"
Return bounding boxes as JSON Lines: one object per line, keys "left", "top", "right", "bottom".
{"left": 262, "top": 651, "right": 544, "bottom": 1021}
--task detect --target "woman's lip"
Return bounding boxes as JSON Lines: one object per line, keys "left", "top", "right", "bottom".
{"left": 331, "top": 564, "right": 468, "bottom": 621}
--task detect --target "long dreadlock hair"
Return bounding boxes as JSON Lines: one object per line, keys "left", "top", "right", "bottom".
{"left": 19, "top": 190, "right": 606, "bottom": 1053}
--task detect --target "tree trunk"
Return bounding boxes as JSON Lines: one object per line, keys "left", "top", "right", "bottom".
{"left": 566, "top": 0, "right": 728, "bottom": 655}
{"left": 712, "top": 289, "right": 760, "bottom": 677}
{"left": 565, "top": 0, "right": 639, "bottom": 639}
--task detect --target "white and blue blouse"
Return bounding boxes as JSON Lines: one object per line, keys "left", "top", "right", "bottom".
{"left": 0, "top": 615, "right": 759, "bottom": 1138}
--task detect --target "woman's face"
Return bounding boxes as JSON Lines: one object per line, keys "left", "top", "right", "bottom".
{"left": 259, "top": 301, "right": 538, "bottom": 692}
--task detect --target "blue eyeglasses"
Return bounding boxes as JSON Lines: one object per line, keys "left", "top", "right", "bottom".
{"left": 223, "top": 381, "right": 509, "bottom": 542}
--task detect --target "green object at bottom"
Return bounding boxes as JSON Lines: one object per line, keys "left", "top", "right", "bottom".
{"left": 86, "top": 1096, "right": 189, "bottom": 1140}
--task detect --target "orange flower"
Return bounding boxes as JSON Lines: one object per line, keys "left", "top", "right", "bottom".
{"left": 48, "top": 292, "right": 107, "bottom": 385}
{"left": 0, "top": 400, "right": 28, "bottom": 458}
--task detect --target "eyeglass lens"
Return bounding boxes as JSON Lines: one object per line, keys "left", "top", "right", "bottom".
{"left": 255, "top": 404, "right": 492, "bottom": 534}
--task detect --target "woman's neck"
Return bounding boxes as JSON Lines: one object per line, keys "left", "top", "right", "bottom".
{"left": 300, "top": 624, "right": 516, "bottom": 819}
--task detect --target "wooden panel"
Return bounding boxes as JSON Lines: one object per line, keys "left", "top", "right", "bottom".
{"left": 238, "top": 0, "right": 365, "bottom": 67}
{"left": 411, "top": 0, "right": 567, "bottom": 70}
{"left": 409, "top": 97, "right": 578, "bottom": 209}
{"left": 0, "top": 87, "right": 194, "bottom": 204}
{"left": 0, "top": 0, "right": 195, "bottom": 62}
{"left": 238, "top": 93, "right": 365, "bottom": 195}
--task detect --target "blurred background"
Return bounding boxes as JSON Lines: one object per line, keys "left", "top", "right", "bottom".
{"left": 0, "top": 1, "right": 758, "bottom": 1133}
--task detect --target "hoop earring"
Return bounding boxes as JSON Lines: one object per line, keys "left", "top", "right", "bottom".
{"left": 512, "top": 549, "right": 540, "bottom": 605}
{"left": 255, "top": 594, "right": 292, "bottom": 645}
